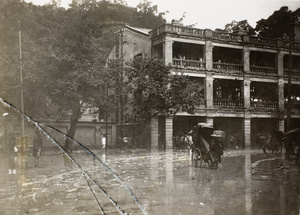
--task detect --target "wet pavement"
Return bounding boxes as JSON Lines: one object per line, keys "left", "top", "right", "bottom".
{"left": 1, "top": 147, "right": 300, "bottom": 215}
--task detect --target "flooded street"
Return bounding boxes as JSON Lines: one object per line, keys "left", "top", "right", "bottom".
{"left": 0, "top": 148, "right": 300, "bottom": 215}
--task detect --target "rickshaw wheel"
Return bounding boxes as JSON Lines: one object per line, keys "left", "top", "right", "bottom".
{"left": 191, "top": 148, "right": 202, "bottom": 168}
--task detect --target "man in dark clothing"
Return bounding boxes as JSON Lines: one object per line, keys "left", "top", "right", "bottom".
{"left": 33, "top": 130, "right": 42, "bottom": 168}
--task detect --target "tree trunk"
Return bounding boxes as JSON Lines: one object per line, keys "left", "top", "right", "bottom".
{"left": 65, "top": 100, "right": 81, "bottom": 154}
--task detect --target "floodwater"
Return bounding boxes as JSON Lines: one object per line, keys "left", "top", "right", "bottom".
{"left": 0, "top": 145, "right": 300, "bottom": 215}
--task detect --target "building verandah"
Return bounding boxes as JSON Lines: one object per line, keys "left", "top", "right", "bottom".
{"left": 149, "top": 23, "right": 300, "bottom": 150}
{"left": 150, "top": 115, "right": 290, "bottom": 151}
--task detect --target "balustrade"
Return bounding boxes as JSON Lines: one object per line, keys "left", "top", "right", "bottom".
{"left": 284, "top": 101, "right": 300, "bottom": 109}
{"left": 213, "top": 62, "right": 243, "bottom": 72}
{"left": 172, "top": 58, "right": 205, "bottom": 69}
{"left": 171, "top": 25, "right": 205, "bottom": 36}
{"left": 213, "top": 99, "right": 243, "bottom": 107}
{"left": 249, "top": 36, "right": 278, "bottom": 47}
{"left": 212, "top": 32, "right": 242, "bottom": 42}
{"left": 250, "top": 66, "right": 277, "bottom": 74}
{"left": 284, "top": 69, "right": 300, "bottom": 77}
{"left": 150, "top": 24, "right": 300, "bottom": 50}
{"left": 251, "top": 101, "right": 278, "bottom": 108}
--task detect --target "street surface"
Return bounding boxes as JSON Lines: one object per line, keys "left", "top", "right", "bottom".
{"left": 0, "top": 147, "right": 300, "bottom": 215}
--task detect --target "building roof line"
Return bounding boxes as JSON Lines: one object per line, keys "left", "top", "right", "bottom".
{"left": 124, "top": 25, "right": 152, "bottom": 37}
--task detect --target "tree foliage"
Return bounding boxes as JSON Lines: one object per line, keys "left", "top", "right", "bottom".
{"left": 0, "top": 0, "right": 167, "bottom": 151}
{"left": 126, "top": 57, "right": 204, "bottom": 124}
{"left": 136, "top": 0, "right": 166, "bottom": 28}
{"left": 255, "top": 6, "right": 300, "bottom": 38}
{"left": 223, "top": 20, "right": 255, "bottom": 35}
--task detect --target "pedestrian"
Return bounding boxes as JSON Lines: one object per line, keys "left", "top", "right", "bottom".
{"left": 7, "top": 132, "right": 17, "bottom": 155}
{"left": 7, "top": 132, "right": 17, "bottom": 170}
{"left": 102, "top": 135, "right": 106, "bottom": 150}
{"left": 33, "top": 130, "right": 42, "bottom": 168}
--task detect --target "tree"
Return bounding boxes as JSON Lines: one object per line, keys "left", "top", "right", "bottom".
{"left": 136, "top": 0, "right": 166, "bottom": 28}
{"left": 223, "top": 20, "right": 256, "bottom": 35}
{"left": 0, "top": 0, "right": 168, "bottom": 152}
{"left": 255, "top": 6, "right": 300, "bottom": 38}
{"left": 126, "top": 57, "right": 204, "bottom": 125}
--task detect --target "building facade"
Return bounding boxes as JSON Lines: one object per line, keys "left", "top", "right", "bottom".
{"left": 110, "top": 23, "right": 300, "bottom": 150}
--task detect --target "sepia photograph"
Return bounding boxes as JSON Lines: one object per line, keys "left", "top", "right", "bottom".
{"left": 1, "top": 0, "right": 300, "bottom": 214}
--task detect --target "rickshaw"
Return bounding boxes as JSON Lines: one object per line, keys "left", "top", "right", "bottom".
{"left": 189, "top": 123, "right": 226, "bottom": 169}
{"left": 256, "top": 129, "right": 284, "bottom": 154}
{"left": 283, "top": 127, "right": 300, "bottom": 163}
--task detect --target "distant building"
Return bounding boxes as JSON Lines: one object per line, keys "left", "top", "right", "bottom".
{"left": 108, "top": 22, "right": 300, "bottom": 150}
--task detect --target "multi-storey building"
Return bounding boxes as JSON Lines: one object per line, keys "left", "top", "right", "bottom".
{"left": 109, "top": 23, "right": 300, "bottom": 150}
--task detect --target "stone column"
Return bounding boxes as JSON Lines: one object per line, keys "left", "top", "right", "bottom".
{"left": 165, "top": 116, "right": 173, "bottom": 149}
{"left": 278, "top": 78, "right": 285, "bottom": 112}
{"left": 206, "top": 74, "right": 214, "bottom": 109}
{"left": 206, "top": 118, "right": 214, "bottom": 126}
{"left": 163, "top": 39, "right": 173, "bottom": 66}
{"left": 277, "top": 51, "right": 284, "bottom": 76}
{"left": 243, "top": 117, "right": 251, "bottom": 149}
{"left": 150, "top": 116, "right": 159, "bottom": 150}
{"left": 278, "top": 118, "right": 285, "bottom": 133}
{"left": 243, "top": 77, "right": 251, "bottom": 109}
{"left": 204, "top": 41, "right": 213, "bottom": 70}
{"left": 243, "top": 46, "right": 250, "bottom": 73}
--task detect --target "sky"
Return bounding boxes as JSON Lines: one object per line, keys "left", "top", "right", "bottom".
{"left": 26, "top": 0, "right": 300, "bottom": 30}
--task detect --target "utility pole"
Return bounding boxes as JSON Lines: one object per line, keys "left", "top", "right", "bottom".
{"left": 18, "top": 21, "right": 27, "bottom": 178}
{"left": 120, "top": 29, "right": 124, "bottom": 149}
{"left": 287, "top": 19, "right": 294, "bottom": 133}
{"left": 105, "top": 81, "right": 108, "bottom": 153}
{"left": 19, "top": 21, "right": 25, "bottom": 147}
{"left": 286, "top": 18, "right": 295, "bottom": 160}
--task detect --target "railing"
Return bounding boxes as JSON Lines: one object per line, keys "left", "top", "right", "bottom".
{"left": 213, "top": 62, "right": 243, "bottom": 72}
{"left": 251, "top": 101, "right": 278, "bottom": 108}
{"left": 284, "top": 101, "right": 300, "bottom": 109}
{"left": 281, "top": 40, "right": 300, "bottom": 50}
{"left": 172, "top": 58, "right": 205, "bottom": 69}
{"left": 249, "top": 36, "right": 278, "bottom": 47}
{"left": 171, "top": 25, "right": 205, "bottom": 37}
{"left": 213, "top": 99, "right": 244, "bottom": 107}
{"left": 149, "top": 24, "right": 300, "bottom": 51}
{"left": 212, "top": 32, "right": 242, "bottom": 42}
{"left": 250, "top": 66, "right": 277, "bottom": 74}
{"left": 284, "top": 69, "right": 300, "bottom": 77}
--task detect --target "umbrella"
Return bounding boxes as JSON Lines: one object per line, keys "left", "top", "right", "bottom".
{"left": 196, "top": 122, "right": 214, "bottom": 129}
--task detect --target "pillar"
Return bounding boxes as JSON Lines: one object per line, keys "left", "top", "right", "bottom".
{"left": 278, "top": 118, "right": 285, "bottom": 133}
{"left": 206, "top": 117, "right": 214, "bottom": 126}
{"left": 244, "top": 76, "right": 251, "bottom": 109}
{"left": 243, "top": 117, "right": 251, "bottom": 149}
{"left": 243, "top": 46, "right": 250, "bottom": 73}
{"left": 206, "top": 74, "right": 214, "bottom": 108}
{"left": 150, "top": 116, "right": 159, "bottom": 150}
{"left": 278, "top": 78, "right": 285, "bottom": 112}
{"left": 277, "top": 50, "right": 284, "bottom": 76}
{"left": 163, "top": 39, "right": 173, "bottom": 66}
{"left": 165, "top": 116, "right": 173, "bottom": 149}
{"left": 204, "top": 41, "right": 213, "bottom": 70}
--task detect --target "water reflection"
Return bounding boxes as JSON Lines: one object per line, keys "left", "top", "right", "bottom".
{"left": 165, "top": 150, "right": 174, "bottom": 207}
{"left": 245, "top": 149, "right": 252, "bottom": 215}
{"left": 1, "top": 140, "right": 300, "bottom": 215}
